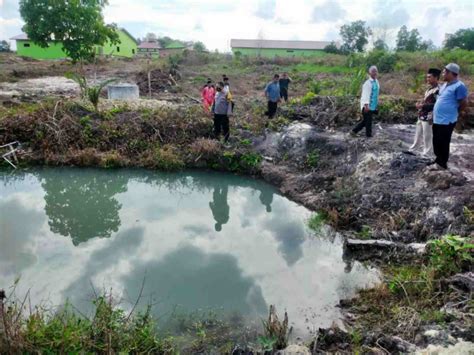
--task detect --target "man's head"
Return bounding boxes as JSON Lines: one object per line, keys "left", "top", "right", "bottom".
{"left": 206, "top": 79, "right": 212, "bottom": 87}
{"left": 282, "top": 72, "right": 288, "bottom": 79}
{"left": 427, "top": 68, "right": 441, "bottom": 85}
{"left": 216, "top": 81, "right": 224, "bottom": 91}
{"left": 273, "top": 74, "right": 280, "bottom": 83}
{"left": 223, "top": 75, "right": 229, "bottom": 84}
{"left": 368, "top": 66, "right": 378, "bottom": 79}
{"left": 442, "top": 63, "right": 460, "bottom": 82}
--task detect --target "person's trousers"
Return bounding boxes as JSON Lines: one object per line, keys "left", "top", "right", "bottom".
{"left": 432, "top": 122, "right": 456, "bottom": 169}
{"left": 409, "top": 119, "right": 434, "bottom": 157}
{"left": 280, "top": 88, "right": 288, "bottom": 102}
{"left": 352, "top": 110, "right": 374, "bottom": 137}
{"left": 266, "top": 101, "right": 278, "bottom": 118}
{"left": 213, "top": 114, "right": 230, "bottom": 141}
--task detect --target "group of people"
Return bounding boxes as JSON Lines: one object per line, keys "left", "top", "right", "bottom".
{"left": 201, "top": 72, "right": 293, "bottom": 143}
{"left": 201, "top": 75, "right": 233, "bottom": 143}
{"left": 264, "top": 72, "right": 292, "bottom": 118}
{"left": 202, "top": 63, "right": 469, "bottom": 171}
{"left": 350, "top": 62, "right": 468, "bottom": 170}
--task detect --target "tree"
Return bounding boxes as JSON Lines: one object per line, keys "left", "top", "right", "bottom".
{"left": 340, "top": 21, "right": 372, "bottom": 53}
{"left": 373, "top": 38, "right": 388, "bottom": 51}
{"left": 157, "top": 36, "right": 173, "bottom": 48}
{"left": 145, "top": 32, "right": 157, "bottom": 42}
{"left": 193, "top": 41, "right": 207, "bottom": 52}
{"left": 444, "top": 28, "right": 474, "bottom": 50}
{"left": 0, "top": 40, "right": 10, "bottom": 52}
{"left": 19, "top": 0, "right": 118, "bottom": 62}
{"left": 396, "top": 25, "right": 429, "bottom": 52}
{"left": 323, "top": 41, "right": 340, "bottom": 54}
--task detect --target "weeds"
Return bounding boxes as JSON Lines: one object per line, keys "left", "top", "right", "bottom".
{"left": 261, "top": 305, "right": 290, "bottom": 351}
{"left": 65, "top": 72, "right": 116, "bottom": 112}
{"left": 347, "top": 234, "right": 473, "bottom": 343}
{"left": 308, "top": 211, "right": 328, "bottom": 231}
{"left": 427, "top": 234, "right": 474, "bottom": 277}
{"left": 305, "top": 149, "right": 320, "bottom": 169}
{"left": 0, "top": 291, "right": 175, "bottom": 353}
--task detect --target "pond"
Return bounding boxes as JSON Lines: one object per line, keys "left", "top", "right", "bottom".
{"left": 0, "top": 167, "right": 379, "bottom": 338}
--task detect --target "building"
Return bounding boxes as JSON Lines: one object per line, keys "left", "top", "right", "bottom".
{"left": 10, "top": 28, "right": 138, "bottom": 60}
{"left": 159, "top": 40, "right": 194, "bottom": 57}
{"left": 230, "top": 39, "right": 337, "bottom": 58}
{"left": 137, "top": 41, "right": 161, "bottom": 57}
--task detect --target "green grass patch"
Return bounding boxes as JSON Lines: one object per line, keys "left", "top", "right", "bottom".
{"left": 286, "top": 63, "right": 354, "bottom": 74}
{"left": 308, "top": 211, "right": 328, "bottom": 231}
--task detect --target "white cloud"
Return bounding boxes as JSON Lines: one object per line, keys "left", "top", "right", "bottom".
{"left": 1, "top": 0, "right": 473, "bottom": 51}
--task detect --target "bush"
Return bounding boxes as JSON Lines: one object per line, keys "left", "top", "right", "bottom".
{"left": 427, "top": 234, "right": 474, "bottom": 276}
{"left": 153, "top": 144, "right": 184, "bottom": 171}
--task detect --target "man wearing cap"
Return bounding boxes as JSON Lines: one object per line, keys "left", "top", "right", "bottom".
{"left": 351, "top": 65, "right": 380, "bottom": 138}
{"left": 408, "top": 68, "right": 441, "bottom": 158}
{"left": 429, "top": 63, "right": 469, "bottom": 170}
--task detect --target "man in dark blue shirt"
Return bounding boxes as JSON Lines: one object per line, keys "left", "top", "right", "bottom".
{"left": 265, "top": 74, "right": 281, "bottom": 119}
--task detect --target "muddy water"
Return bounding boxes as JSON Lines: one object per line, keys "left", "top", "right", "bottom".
{"left": 0, "top": 167, "right": 378, "bottom": 337}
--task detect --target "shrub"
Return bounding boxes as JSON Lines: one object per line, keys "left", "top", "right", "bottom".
{"left": 305, "top": 149, "right": 320, "bottom": 168}
{"left": 427, "top": 234, "right": 474, "bottom": 276}
{"left": 301, "top": 92, "right": 316, "bottom": 105}
{"left": 153, "top": 145, "right": 184, "bottom": 171}
{"left": 308, "top": 211, "right": 328, "bottom": 231}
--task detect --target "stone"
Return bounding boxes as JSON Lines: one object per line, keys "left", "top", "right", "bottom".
{"left": 107, "top": 83, "right": 139, "bottom": 100}
{"left": 277, "top": 344, "right": 311, "bottom": 354}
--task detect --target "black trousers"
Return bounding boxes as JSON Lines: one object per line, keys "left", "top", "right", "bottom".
{"left": 213, "top": 114, "right": 229, "bottom": 141}
{"left": 266, "top": 101, "right": 278, "bottom": 118}
{"left": 352, "top": 109, "right": 374, "bottom": 137}
{"left": 432, "top": 122, "right": 456, "bottom": 169}
{"left": 280, "top": 88, "right": 288, "bottom": 101}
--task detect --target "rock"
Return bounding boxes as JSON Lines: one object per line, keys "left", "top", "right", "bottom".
{"left": 277, "top": 344, "right": 311, "bottom": 355}
{"left": 423, "top": 169, "right": 467, "bottom": 190}
{"left": 416, "top": 341, "right": 474, "bottom": 355}
{"left": 343, "top": 238, "right": 426, "bottom": 262}
{"left": 446, "top": 272, "right": 474, "bottom": 292}
{"left": 375, "top": 335, "right": 417, "bottom": 353}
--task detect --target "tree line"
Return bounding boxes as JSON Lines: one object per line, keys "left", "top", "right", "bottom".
{"left": 324, "top": 21, "right": 474, "bottom": 54}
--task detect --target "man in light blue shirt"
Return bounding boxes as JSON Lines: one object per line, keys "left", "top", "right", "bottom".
{"left": 264, "top": 74, "right": 281, "bottom": 119}
{"left": 429, "top": 63, "right": 469, "bottom": 170}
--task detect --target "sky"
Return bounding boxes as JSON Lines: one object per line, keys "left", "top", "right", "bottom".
{"left": 1, "top": 0, "right": 473, "bottom": 51}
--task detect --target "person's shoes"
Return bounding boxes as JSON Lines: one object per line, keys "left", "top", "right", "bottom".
{"left": 349, "top": 131, "right": 357, "bottom": 137}
{"left": 403, "top": 150, "right": 416, "bottom": 156}
{"left": 426, "top": 160, "right": 436, "bottom": 166}
{"left": 426, "top": 163, "right": 445, "bottom": 171}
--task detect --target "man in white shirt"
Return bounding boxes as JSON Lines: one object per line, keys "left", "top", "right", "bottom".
{"left": 351, "top": 66, "right": 380, "bottom": 138}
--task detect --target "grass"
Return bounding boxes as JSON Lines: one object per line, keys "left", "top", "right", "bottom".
{"left": 0, "top": 291, "right": 176, "bottom": 353}
{"left": 286, "top": 63, "right": 354, "bottom": 74}
{"left": 308, "top": 211, "right": 328, "bottom": 231}
{"left": 346, "top": 234, "right": 473, "bottom": 343}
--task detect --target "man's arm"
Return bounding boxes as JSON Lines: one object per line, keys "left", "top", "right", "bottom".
{"left": 360, "top": 80, "right": 370, "bottom": 112}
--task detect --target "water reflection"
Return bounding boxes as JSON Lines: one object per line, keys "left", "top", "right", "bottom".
{"left": 0, "top": 168, "right": 379, "bottom": 338}
{"left": 122, "top": 245, "right": 267, "bottom": 317}
{"left": 209, "top": 183, "right": 230, "bottom": 232}
{"left": 259, "top": 189, "right": 274, "bottom": 213}
{"left": 0, "top": 197, "right": 43, "bottom": 275}
{"left": 39, "top": 169, "right": 128, "bottom": 246}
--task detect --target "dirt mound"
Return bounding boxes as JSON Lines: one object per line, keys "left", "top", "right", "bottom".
{"left": 135, "top": 69, "right": 178, "bottom": 96}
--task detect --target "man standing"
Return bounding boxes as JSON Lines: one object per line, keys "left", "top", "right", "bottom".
{"left": 279, "top": 72, "right": 292, "bottom": 102}
{"left": 429, "top": 63, "right": 469, "bottom": 170}
{"left": 408, "top": 68, "right": 441, "bottom": 158}
{"left": 211, "top": 82, "right": 232, "bottom": 142}
{"left": 223, "top": 75, "right": 230, "bottom": 94}
{"left": 351, "top": 66, "right": 380, "bottom": 138}
{"left": 265, "top": 74, "right": 281, "bottom": 119}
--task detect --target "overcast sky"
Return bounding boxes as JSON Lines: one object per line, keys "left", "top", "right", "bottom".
{"left": 1, "top": 0, "right": 473, "bottom": 51}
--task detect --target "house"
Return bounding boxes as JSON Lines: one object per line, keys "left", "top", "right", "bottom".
{"left": 10, "top": 28, "right": 138, "bottom": 60}
{"left": 230, "top": 39, "right": 337, "bottom": 58}
{"left": 159, "top": 41, "right": 194, "bottom": 57}
{"left": 137, "top": 41, "right": 161, "bottom": 57}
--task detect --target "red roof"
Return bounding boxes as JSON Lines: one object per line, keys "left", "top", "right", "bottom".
{"left": 138, "top": 42, "right": 162, "bottom": 49}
